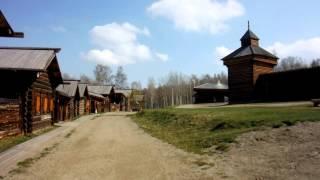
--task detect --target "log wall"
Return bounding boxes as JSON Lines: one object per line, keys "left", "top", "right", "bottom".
{"left": 0, "top": 101, "right": 21, "bottom": 138}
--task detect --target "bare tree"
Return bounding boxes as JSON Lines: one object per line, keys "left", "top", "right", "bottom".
{"left": 80, "top": 74, "right": 92, "bottom": 83}
{"left": 275, "top": 56, "right": 308, "bottom": 72}
{"left": 311, "top": 58, "right": 320, "bottom": 67}
{"left": 114, "top": 66, "right": 128, "bottom": 88}
{"left": 94, "top": 64, "right": 113, "bottom": 84}
{"left": 131, "top": 81, "right": 142, "bottom": 90}
{"left": 142, "top": 71, "right": 228, "bottom": 109}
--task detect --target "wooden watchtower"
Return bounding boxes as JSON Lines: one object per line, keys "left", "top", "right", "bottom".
{"left": 222, "top": 23, "right": 278, "bottom": 102}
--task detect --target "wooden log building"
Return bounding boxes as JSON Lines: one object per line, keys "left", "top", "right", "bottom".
{"left": 193, "top": 81, "right": 228, "bottom": 104}
{"left": 78, "top": 84, "right": 90, "bottom": 115}
{"left": 222, "top": 24, "right": 278, "bottom": 103}
{"left": 114, "top": 89, "right": 133, "bottom": 112}
{"left": 87, "top": 85, "right": 114, "bottom": 113}
{"left": 0, "top": 47, "right": 62, "bottom": 137}
{"left": 55, "top": 80, "right": 81, "bottom": 121}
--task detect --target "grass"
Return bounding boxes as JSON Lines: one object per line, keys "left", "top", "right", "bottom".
{"left": 133, "top": 105, "right": 320, "bottom": 154}
{"left": 0, "top": 126, "right": 58, "bottom": 153}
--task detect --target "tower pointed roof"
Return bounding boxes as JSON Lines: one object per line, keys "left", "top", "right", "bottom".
{"left": 240, "top": 29, "right": 259, "bottom": 41}
{"left": 222, "top": 23, "right": 278, "bottom": 61}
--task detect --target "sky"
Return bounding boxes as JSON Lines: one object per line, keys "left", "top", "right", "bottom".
{"left": 1, "top": 0, "right": 320, "bottom": 87}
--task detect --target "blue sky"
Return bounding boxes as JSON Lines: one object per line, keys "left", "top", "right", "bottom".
{"left": 2, "top": 0, "right": 320, "bottom": 86}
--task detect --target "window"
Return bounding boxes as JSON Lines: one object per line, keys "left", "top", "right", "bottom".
{"left": 43, "top": 97, "right": 48, "bottom": 113}
{"left": 36, "top": 96, "right": 41, "bottom": 114}
{"left": 50, "top": 99, "right": 54, "bottom": 112}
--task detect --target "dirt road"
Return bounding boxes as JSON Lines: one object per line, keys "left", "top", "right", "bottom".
{"left": 5, "top": 112, "right": 320, "bottom": 180}
{"left": 6, "top": 113, "right": 213, "bottom": 180}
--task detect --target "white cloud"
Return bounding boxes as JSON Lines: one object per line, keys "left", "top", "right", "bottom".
{"left": 267, "top": 37, "right": 320, "bottom": 62}
{"left": 155, "top": 52, "right": 169, "bottom": 62}
{"left": 215, "top": 46, "right": 233, "bottom": 59}
{"left": 51, "top": 26, "right": 67, "bottom": 33}
{"left": 84, "top": 22, "right": 167, "bottom": 65}
{"left": 147, "top": 0, "right": 245, "bottom": 34}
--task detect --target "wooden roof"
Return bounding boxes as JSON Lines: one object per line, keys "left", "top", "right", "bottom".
{"left": 0, "top": 47, "right": 61, "bottom": 71}
{"left": 115, "top": 89, "right": 132, "bottom": 98}
{"left": 88, "top": 85, "right": 113, "bottom": 95}
{"left": 194, "top": 82, "right": 228, "bottom": 90}
{"left": 222, "top": 45, "right": 278, "bottom": 61}
{"left": 56, "top": 80, "right": 79, "bottom": 97}
{"left": 78, "top": 84, "right": 88, "bottom": 98}
{"left": 0, "top": 10, "right": 24, "bottom": 38}
{"left": 89, "top": 91, "right": 105, "bottom": 99}
{"left": 240, "top": 30, "right": 259, "bottom": 41}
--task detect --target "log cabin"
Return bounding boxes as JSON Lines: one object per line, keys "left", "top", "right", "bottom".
{"left": 55, "top": 80, "right": 80, "bottom": 121}
{"left": 0, "top": 47, "right": 62, "bottom": 138}
{"left": 114, "top": 89, "right": 133, "bottom": 111}
{"left": 87, "top": 85, "right": 114, "bottom": 113}
{"left": 78, "top": 84, "right": 90, "bottom": 115}
{"left": 193, "top": 81, "right": 228, "bottom": 104}
{"left": 222, "top": 24, "right": 278, "bottom": 103}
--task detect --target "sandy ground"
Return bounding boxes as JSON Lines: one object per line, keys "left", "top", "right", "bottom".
{"left": 208, "top": 122, "right": 320, "bottom": 180}
{"left": 4, "top": 112, "right": 320, "bottom": 180}
{"left": 5, "top": 113, "right": 213, "bottom": 180}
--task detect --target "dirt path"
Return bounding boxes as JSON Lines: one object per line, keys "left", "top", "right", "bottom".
{"left": 4, "top": 113, "right": 320, "bottom": 180}
{"left": 6, "top": 113, "right": 213, "bottom": 180}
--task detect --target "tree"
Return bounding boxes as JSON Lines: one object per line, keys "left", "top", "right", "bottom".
{"left": 80, "top": 74, "right": 92, "bottom": 83}
{"left": 114, "top": 66, "right": 128, "bottom": 88}
{"left": 131, "top": 81, "right": 142, "bottom": 90}
{"left": 94, "top": 64, "right": 113, "bottom": 84}
{"left": 275, "top": 56, "right": 308, "bottom": 72}
{"left": 311, "top": 58, "right": 320, "bottom": 67}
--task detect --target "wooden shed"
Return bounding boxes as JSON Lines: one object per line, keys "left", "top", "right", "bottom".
{"left": 78, "top": 84, "right": 90, "bottom": 115}
{"left": 87, "top": 85, "right": 114, "bottom": 113}
{"left": 0, "top": 47, "right": 62, "bottom": 137}
{"left": 114, "top": 89, "right": 133, "bottom": 112}
{"left": 55, "top": 80, "right": 80, "bottom": 121}
{"left": 193, "top": 82, "right": 228, "bottom": 104}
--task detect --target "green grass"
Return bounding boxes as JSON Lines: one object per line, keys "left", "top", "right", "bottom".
{"left": 0, "top": 126, "right": 58, "bottom": 153}
{"left": 133, "top": 105, "right": 320, "bottom": 154}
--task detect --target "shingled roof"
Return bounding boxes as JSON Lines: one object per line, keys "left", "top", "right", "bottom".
{"left": 78, "top": 84, "right": 88, "bottom": 98}
{"left": 222, "top": 45, "right": 278, "bottom": 61}
{"left": 87, "top": 85, "right": 113, "bottom": 95}
{"left": 115, "top": 89, "right": 132, "bottom": 98}
{"left": 0, "top": 10, "right": 24, "bottom": 38}
{"left": 222, "top": 28, "right": 278, "bottom": 61}
{"left": 56, "top": 80, "right": 79, "bottom": 97}
{"left": 240, "top": 30, "right": 259, "bottom": 41}
{"left": 194, "top": 82, "right": 228, "bottom": 90}
{"left": 0, "top": 47, "right": 61, "bottom": 71}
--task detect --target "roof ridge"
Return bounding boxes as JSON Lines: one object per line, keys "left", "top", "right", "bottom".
{"left": 0, "top": 46, "right": 61, "bottom": 52}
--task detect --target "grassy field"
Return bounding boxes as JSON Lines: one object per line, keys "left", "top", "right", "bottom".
{"left": 0, "top": 126, "right": 58, "bottom": 153}
{"left": 133, "top": 105, "right": 320, "bottom": 154}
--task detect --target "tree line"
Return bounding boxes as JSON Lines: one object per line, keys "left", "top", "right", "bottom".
{"left": 143, "top": 56, "right": 320, "bottom": 109}
{"left": 63, "top": 65, "right": 131, "bottom": 89}
{"left": 144, "top": 72, "right": 228, "bottom": 109}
